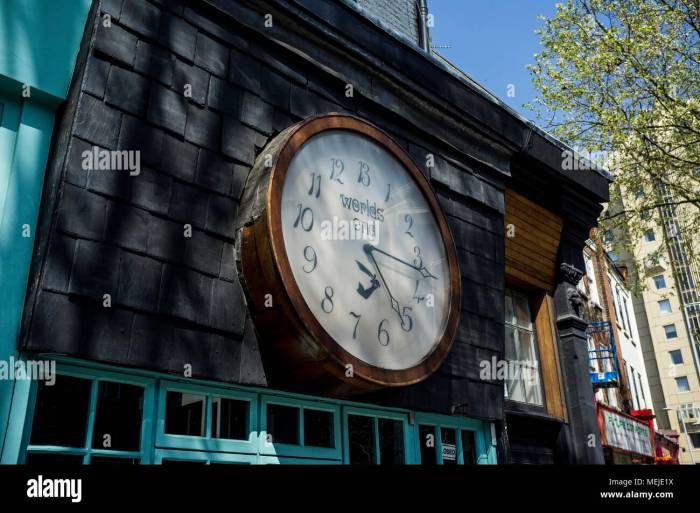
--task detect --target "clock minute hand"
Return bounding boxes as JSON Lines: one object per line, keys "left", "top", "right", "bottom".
{"left": 365, "top": 244, "right": 437, "bottom": 279}
{"left": 362, "top": 244, "right": 402, "bottom": 321}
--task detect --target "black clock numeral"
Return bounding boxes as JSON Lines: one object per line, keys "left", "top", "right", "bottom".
{"left": 330, "top": 158, "right": 344, "bottom": 184}
{"left": 349, "top": 311, "right": 361, "bottom": 339}
{"left": 385, "top": 183, "right": 391, "bottom": 202}
{"left": 293, "top": 203, "right": 314, "bottom": 231}
{"left": 303, "top": 245, "right": 317, "bottom": 273}
{"left": 357, "top": 161, "right": 371, "bottom": 187}
{"left": 321, "top": 286, "right": 334, "bottom": 314}
{"left": 307, "top": 172, "right": 321, "bottom": 198}
{"left": 400, "top": 306, "right": 413, "bottom": 332}
{"left": 413, "top": 246, "right": 423, "bottom": 269}
{"left": 413, "top": 280, "right": 426, "bottom": 304}
{"left": 377, "top": 319, "right": 390, "bottom": 346}
{"left": 404, "top": 214, "right": 414, "bottom": 238}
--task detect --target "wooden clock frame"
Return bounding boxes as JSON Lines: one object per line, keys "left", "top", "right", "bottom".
{"left": 236, "top": 113, "right": 461, "bottom": 395}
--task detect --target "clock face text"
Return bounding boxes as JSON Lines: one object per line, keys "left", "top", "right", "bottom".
{"left": 280, "top": 130, "right": 450, "bottom": 371}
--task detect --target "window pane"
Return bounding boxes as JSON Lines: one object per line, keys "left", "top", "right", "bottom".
{"left": 664, "top": 324, "right": 678, "bottom": 339}
{"left": 419, "top": 425, "right": 437, "bottom": 465}
{"left": 348, "top": 415, "right": 375, "bottom": 464}
{"left": 514, "top": 295, "right": 531, "bottom": 329}
{"left": 690, "top": 433, "right": 700, "bottom": 449}
{"left": 30, "top": 375, "right": 91, "bottom": 447}
{"left": 378, "top": 418, "right": 404, "bottom": 464}
{"left": 212, "top": 397, "right": 248, "bottom": 440}
{"left": 517, "top": 329, "right": 534, "bottom": 362}
{"left": 91, "top": 381, "right": 143, "bottom": 451}
{"left": 165, "top": 392, "right": 206, "bottom": 436}
{"left": 525, "top": 367, "right": 544, "bottom": 405}
{"left": 90, "top": 456, "right": 140, "bottom": 465}
{"left": 659, "top": 300, "right": 672, "bottom": 313}
{"left": 267, "top": 404, "right": 299, "bottom": 445}
{"left": 440, "top": 427, "right": 457, "bottom": 465}
{"left": 304, "top": 409, "right": 333, "bottom": 448}
{"left": 25, "top": 453, "right": 84, "bottom": 465}
{"left": 676, "top": 377, "right": 691, "bottom": 392}
{"left": 504, "top": 325, "right": 517, "bottom": 361}
{"left": 670, "top": 350, "right": 684, "bottom": 365}
{"left": 161, "top": 459, "right": 207, "bottom": 465}
{"left": 653, "top": 275, "right": 666, "bottom": 289}
{"left": 461, "top": 430, "right": 476, "bottom": 465}
{"left": 504, "top": 292, "right": 515, "bottom": 325}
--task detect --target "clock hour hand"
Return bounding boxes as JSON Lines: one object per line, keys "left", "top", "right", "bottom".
{"left": 363, "top": 245, "right": 402, "bottom": 322}
{"left": 356, "top": 260, "right": 380, "bottom": 299}
{"left": 364, "top": 244, "right": 437, "bottom": 279}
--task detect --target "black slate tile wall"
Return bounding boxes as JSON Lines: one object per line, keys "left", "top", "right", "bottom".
{"left": 23, "top": 0, "right": 505, "bottom": 420}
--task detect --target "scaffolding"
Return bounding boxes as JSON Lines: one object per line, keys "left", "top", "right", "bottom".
{"left": 588, "top": 321, "right": 620, "bottom": 388}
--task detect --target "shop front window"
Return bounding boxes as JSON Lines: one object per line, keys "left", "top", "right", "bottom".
{"left": 344, "top": 409, "right": 407, "bottom": 465}
{"left": 165, "top": 392, "right": 206, "bottom": 437}
{"left": 504, "top": 289, "right": 544, "bottom": 406}
{"left": 22, "top": 363, "right": 495, "bottom": 465}
{"left": 415, "top": 415, "right": 482, "bottom": 465}
{"left": 26, "top": 371, "right": 151, "bottom": 464}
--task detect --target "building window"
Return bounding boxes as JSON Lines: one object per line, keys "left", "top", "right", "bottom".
{"left": 415, "top": 415, "right": 481, "bottom": 465}
{"left": 611, "top": 283, "right": 621, "bottom": 324}
{"left": 621, "top": 293, "right": 631, "bottom": 333}
{"left": 659, "top": 299, "right": 672, "bottom": 314}
{"left": 345, "top": 410, "right": 406, "bottom": 465}
{"left": 676, "top": 376, "right": 691, "bottom": 393}
{"left": 504, "top": 289, "right": 544, "bottom": 406}
{"left": 628, "top": 365, "right": 640, "bottom": 409}
{"left": 26, "top": 373, "right": 149, "bottom": 464}
{"left": 653, "top": 275, "right": 667, "bottom": 289}
{"left": 670, "top": 350, "right": 684, "bottom": 365}
{"left": 165, "top": 392, "right": 206, "bottom": 437}
{"left": 260, "top": 397, "right": 341, "bottom": 460}
{"left": 664, "top": 324, "right": 678, "bottom": 339}
{"left": 24, "top": 363, "right": 496, "bottom": 465}
{"left": 643, "top": 229, "right": 656, "bottom": 242}
{"left": 636, "top": 372, "right": 646, "bottom": 407}
{"left": 690, "top": 433, "right": 700, "bottom": 449}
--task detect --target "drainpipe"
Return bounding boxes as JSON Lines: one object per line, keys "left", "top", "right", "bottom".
{"left": 417, "top": 0, "right": 430, "bottom": 52}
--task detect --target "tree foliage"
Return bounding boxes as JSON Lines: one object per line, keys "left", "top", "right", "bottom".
{"left": 528, "top": 0, "right": 700, "bottom": 288}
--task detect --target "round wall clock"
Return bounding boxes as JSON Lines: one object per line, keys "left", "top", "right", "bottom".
{"left": 236, "top": 114, "right": 460, "bottom": 395}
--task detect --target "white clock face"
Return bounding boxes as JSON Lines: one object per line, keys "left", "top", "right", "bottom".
{"left": 280, "top": 130, "right": 451, "bottom": 371}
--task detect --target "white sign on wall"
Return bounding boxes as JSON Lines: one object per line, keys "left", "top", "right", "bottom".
{"left": 602, "top": 409, "right": 653, "bottom": 457}
{"left": 442, "top": 443, "right": 456, "bottom": 461}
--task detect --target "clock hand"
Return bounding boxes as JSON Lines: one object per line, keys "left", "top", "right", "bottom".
{"left": 363, "top": 245, "right": 402, "bottom": 322}
{"left": 355, "top": 260, "right": 380, "bottom": 299}
{"left": 364, "top": 244, "right": 437, "bottom": 279}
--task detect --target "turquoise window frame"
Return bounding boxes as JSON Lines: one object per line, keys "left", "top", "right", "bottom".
{"left": 259, "top": 455, "right": 343, "bottom": 465}
{"left": 342, "top": 405, "right": 414, "bottom": 464}
{"left": 154, "top": 449, "right": 257, "bottom": 465}
{"left": 259, "top": 394, "right": 342, "bottom": 460}
{"left": 22, "top": 364, "right": 157, "bottom": 464}
{"left": 413, "top": 412, "right": 496, "bottom": 465}
{"left": 16, "top": 357, "right": 497, "bottom": 465}
{"left": 156, "top": 380, "right": 258, "bottom": 455}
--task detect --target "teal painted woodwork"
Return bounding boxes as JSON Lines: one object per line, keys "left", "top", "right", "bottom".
{"left": 259, "top": 394, "right": 342, "bottom": 460}
{"left": 13, "top": 358, "right": 498, "bottom": 465}
{"left": 0, "top": 0, "right": 91, "bottom": 461}
{"left": 0, "top": 0, "right": 92, "bottom": 102}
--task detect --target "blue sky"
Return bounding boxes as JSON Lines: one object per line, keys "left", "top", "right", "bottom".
{"left": 428, "top": 0, "right": 558, "bottom": 121}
